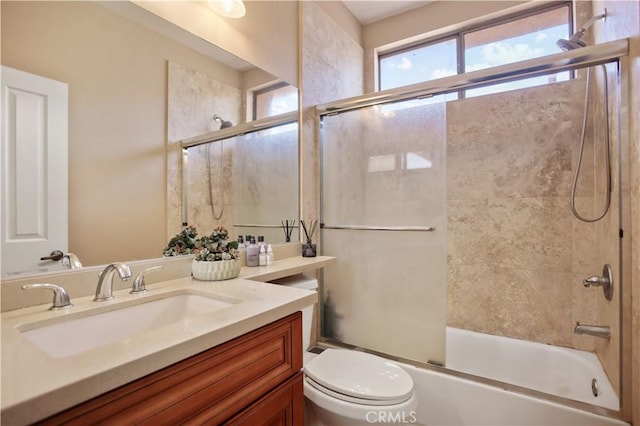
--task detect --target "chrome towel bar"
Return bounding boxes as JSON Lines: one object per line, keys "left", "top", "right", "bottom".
{"left": 320, "top": 224, "right": 435, "bottom": 232}
{"left": 233, "top": 223, "right": 285, "bottom": 229}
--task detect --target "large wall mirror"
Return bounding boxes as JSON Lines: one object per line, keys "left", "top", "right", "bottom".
{"left": 1, "top": 1, "right": 299, "bottom": 277}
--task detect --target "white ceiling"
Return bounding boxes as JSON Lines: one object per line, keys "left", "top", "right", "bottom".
{"left": 342, "top": 0, "right": 433, "bottom": 25}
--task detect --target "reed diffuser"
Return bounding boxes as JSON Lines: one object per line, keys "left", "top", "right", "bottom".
{"left": 300, "top": 219, "right": 317, "bottom": 257}
{"left": 281, "top": 219, "right": 296, "bottom": 243}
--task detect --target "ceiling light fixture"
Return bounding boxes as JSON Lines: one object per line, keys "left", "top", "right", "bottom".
{"left": 208, "top": 0, "right": 246, "bottom": 18}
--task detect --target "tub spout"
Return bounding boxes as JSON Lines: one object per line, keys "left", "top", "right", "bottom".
{"left": 574, "top": 322, "right": 610, "bottom": 339}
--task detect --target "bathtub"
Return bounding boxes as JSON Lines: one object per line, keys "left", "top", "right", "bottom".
{"left": 399, "top": 362, "right": 628, "bottom": 426}
{"left": 445, "top": 327, "right": 619, "bottom": 411}
{"left": 308, "top": 327, "right": 626, "bottom": 424}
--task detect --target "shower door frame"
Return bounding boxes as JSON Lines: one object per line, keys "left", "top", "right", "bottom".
{"left": 315, "top": 38, "right": 630, "bottom": 420}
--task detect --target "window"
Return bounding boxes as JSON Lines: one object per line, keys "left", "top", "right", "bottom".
{"left": 378, "top": 3, "right": 572, "bottom": 97}
{"left": 380, "top": 37, "right": 457, "bottom": 91}
{"left": 253, "top": 83, "right": 298, "bottom": 120}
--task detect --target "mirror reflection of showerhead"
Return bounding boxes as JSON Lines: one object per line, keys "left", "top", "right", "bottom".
{"left": 213, "top": 114, "right": 233, "bottom": 129}
{"left": 556, "top": 10, "right": 606, "bottom": 51}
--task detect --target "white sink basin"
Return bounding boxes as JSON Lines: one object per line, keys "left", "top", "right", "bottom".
{"left": 19, "top": 292, "right": 238, "bottom": 358}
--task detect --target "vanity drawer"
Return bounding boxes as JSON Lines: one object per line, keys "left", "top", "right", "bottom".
{"left": 40, "top": 312, "right": 302, "bottom": 425}
{"left": 222, "top": 371, "right": 303, "bottom": 426}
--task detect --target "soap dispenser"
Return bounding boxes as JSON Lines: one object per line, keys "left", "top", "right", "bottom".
{"left": 259, "top": 244, "right": 267, "bottom": 266}
{"left": 246, "top": 238, "right": 259, "bottom": 267}
{"left": 266, "top": 244, "right": 274, "bottom": 266}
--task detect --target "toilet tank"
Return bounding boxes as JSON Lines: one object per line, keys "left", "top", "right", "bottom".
{"left": 269, "top": 273, "right": 318, "bottom": 351}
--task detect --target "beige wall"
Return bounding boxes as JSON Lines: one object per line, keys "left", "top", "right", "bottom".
{"left": 1, "top": 1, "right": 243, "bottom": 266}
{"left": 134, "top": 1, "right": 298, "bottom": 87}
{"left": 315, "top": 1, "right": 363, "bottom": 46}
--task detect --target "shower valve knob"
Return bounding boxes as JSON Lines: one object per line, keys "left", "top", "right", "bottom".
{"left": 583, "top": 276, "right": 608, "bottom": 287}
{"left": 582, "top": 264, "right": 613, "bottom": 301}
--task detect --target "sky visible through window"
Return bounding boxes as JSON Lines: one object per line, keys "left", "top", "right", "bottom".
{"left": 380, "top": 22, "right": 570, "bottom": 96}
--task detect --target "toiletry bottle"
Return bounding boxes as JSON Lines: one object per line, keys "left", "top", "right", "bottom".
{"left": 259, "top": 244, "right": 267, "bottom": 266}
{"left": 266, "top": 244, "right": 274, "bottom": 266}
{"left": 246, "top": 238, "right": 259, "bottom": 267}
{"left": 257, "top": 235, "right": 265, "bottom": 250}
{"left": 237, "top": 235, "right": 245, "bottom": 249}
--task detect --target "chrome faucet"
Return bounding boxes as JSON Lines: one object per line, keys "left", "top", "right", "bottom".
{"left": 22, "top": 283, "right": 72, "bottom": 310}
{"left": 574, "top": 322, "right": 610, "bottom": 339}
{"left": 94, "top": 263, "right": 132, "bottom": 301}
{"left": 62, "top": 253, "right": 83, "bottom": 269}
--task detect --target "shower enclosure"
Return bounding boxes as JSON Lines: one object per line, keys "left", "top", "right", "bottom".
{"left": 181, "top": 112, "right": 299, "bottom": 243}
{"left": 316, "top": 39, "right": 628, "bottom": 415}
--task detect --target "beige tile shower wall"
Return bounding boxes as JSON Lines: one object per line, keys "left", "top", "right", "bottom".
{"left": 590, "top": 0, "right": 640, "bottom": 420}
{"left": 301, "top": 1, "right": 364, "bottom": 222}
{"left": 167, "top": 62, "right": 241, "bottom": 240}
{"left": 592, "top": 60, "right": 621, "bottom": 400}
{"left": 446, "top": 80, "right": 599, "bottom": 350}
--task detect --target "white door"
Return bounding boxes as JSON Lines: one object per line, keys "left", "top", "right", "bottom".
{"left": 1, "top": 66, "right": 68, "bottom": 276}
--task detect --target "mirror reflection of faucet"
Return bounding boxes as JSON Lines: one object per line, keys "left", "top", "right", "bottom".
{"left": 62, "top": 253, "right": 83, "bottom": 269}
{"left": 39, "top": 250, "right": 83, "bottom": 270}
{"left": 574, "top": 322, "right": 611, "bottom": 339}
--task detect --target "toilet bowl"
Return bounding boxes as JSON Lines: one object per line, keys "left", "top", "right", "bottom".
{"left": 270, "top": 274, "right": 418, "bottom": 425}
{"left": 304, "top": 348, "right": 418, "bottom": 425}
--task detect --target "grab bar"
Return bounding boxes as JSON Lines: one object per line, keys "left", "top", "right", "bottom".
{"left": 320, "top": 224, "right": 435, "bottom": 232}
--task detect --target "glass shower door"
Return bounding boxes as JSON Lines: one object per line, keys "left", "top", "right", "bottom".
{"left": 320, "top": 99, "right": 447, "bottom": 364}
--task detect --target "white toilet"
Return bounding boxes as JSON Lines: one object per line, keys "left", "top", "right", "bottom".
{"left": 271, "top": 274, "right": 418, "bottom": 425}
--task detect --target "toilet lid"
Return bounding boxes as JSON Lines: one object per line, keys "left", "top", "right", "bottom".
{"left": 304, "top": 349, "right": 414, "bottom": 404}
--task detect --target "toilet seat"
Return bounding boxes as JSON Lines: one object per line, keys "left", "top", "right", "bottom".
{"left": 303, "top": 349, "right": 414, "bottom": 405}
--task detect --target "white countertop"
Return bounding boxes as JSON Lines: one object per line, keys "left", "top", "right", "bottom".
{"left": 1, "top": 256, "right": 333, "bottom": 425}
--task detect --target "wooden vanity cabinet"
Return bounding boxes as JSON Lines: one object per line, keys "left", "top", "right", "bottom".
{"left": 39, "top": 312, "right": 303, "bottom": 426}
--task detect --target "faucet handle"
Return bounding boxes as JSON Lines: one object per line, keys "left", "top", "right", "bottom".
{"left": 582, "top": 264, "right": 613, "bottom": 301}
{"left": 583, "top": 276, "right": 608, "bottom": 286}
{"left": 130, "top": 266, "right": 164, "bottom": 294}
{"left": 22, "top": 283, "right": 72, "bottom": 310}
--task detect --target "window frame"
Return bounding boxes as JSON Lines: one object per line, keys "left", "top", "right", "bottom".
{"left": 252, "top": 81, "right": 292, "bottom": 121}
{"left": 377, "top": 1, "right": 574, "bottom": 96}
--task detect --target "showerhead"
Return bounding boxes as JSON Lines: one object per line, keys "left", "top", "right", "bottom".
{"left": 556, "top": 10, "right": 606, "bottom": 51}
{"left": 213, "top": 114, "right": 233, "bottom": 129}
{"left": 556, "top": 38, "right": 587, "bottom": 51}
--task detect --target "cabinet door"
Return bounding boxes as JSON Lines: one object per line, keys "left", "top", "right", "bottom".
{"left": 223, "top": 372, "right": 304, "bottom": 426}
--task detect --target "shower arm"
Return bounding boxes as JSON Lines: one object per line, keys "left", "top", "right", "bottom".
{"left": 570, "top": 13, "right": 606, "bottom": 42}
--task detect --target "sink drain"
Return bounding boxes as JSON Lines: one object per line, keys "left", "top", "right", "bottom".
{"left": 591, "top": 378, "right": 599, "bottom": 397}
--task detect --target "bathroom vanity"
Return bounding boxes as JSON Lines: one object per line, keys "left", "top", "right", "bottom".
{"left": 40, "top": 312, "right": 303, "bottom": 425}
{"left": 1, "top": 256, "right": 333, "bottom": 425}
